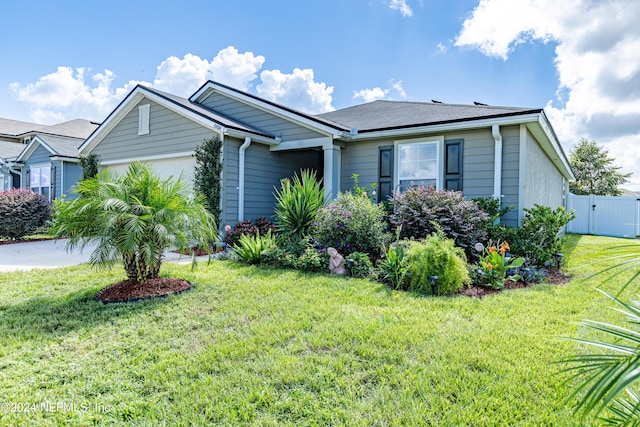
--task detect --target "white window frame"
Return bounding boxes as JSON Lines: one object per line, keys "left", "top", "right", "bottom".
{"left": 29, "top": 163, "right": 52, "bottom": 200}
{"left": 138, "top": 103, "right": 150, "bottom": 135}
{"left": 394, "top": 136, "right": 444, "bottom": 192}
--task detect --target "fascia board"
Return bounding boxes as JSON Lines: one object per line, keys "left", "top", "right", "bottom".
{"left": 16, "top": 136, "right": 55, "bottom": 162}
{"left": 50, "top": 156, "right": 79, "bottom": 163}
{"left": 346, "top": 113, "right": 542, "bottom": 141}
{"left": 527, "top": 118, "right": 575, "bottom": 181}
{"left": 191, "top": 82, "right": 343, "bottom": 138}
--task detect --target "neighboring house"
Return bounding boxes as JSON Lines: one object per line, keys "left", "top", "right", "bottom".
{"left": 16, "top": 134, "right": 86, "bottom": 200}
{"left": 80, "top": 81, "right": 574, "bottom": 228}
{"left": 0, "top": 118, "right": 99, "bottom": 198}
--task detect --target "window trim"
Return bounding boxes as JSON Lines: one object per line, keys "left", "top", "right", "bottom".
{"left": 394, "top": 136, "right": 444, "bottom": 192}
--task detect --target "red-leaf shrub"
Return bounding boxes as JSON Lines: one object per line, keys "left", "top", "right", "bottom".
{"left": 389, "top": 187, "right": 488, "bottom": 259}
{"left": 225, "top": 216, "right": 276, "bottom": 247}
{"left": 0, "top": 189, "right": 51, "bottom": 239}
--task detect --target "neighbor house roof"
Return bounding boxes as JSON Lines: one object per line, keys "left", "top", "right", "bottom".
{"left": 0, "top": 118, "right": 46, "bottom": 138}
{"left": 16, "top": 134, "right": 84, "bottom": 162}
{"left": 0, "top": 117, "right": 99, "bottom": 140}
{"left": 316, "top": 100, "right": 542, "bottom": 133}
{"left": 0, "top": 140, "right": 25, "bottom": 162}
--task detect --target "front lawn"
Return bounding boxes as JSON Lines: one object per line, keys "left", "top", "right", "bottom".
{"left": 0, "top": 234, "right": 637, "bottom": 426}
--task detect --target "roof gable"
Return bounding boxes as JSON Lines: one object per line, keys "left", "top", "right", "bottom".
{"left": 80, "top": 85, "right": 276, "bottom": 154}
{"left": 17, "top": 134, "right": 83, "bottom": 162}
{"left": 190, "top": 80, "right": 349, "bottom": 138}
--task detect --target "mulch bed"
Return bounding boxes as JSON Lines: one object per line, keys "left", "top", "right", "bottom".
{"left": 460, "top": 267, "right": 571, "bottom": 298}
{"left": 95, "top": 277, "right": 191, "bottom": 303}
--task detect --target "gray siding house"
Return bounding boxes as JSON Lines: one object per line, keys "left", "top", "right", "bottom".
{"left": 80, "top": 81, "right": 574, "bottom": 228}
{"left": 17, "top": 134, "right": 86, "bottom": 200}
{"left": 0, "top": 118, "right": 99, "bottom": 196}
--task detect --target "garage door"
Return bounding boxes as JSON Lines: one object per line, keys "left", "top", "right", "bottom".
{"left": 103, "top": 156, "right": 196, "bottom": 185}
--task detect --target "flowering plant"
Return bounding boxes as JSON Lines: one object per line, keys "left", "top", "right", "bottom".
{"left": 477, "top": 240, "right": 524, "bottom": 289}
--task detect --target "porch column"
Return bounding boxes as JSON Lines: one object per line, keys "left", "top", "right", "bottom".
{"left": 323, "top": 145, "right": 340, "bottom": 201}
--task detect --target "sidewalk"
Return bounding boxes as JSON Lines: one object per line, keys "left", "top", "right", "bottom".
{"left": 0, "top": 239, "right": 199, "bottom": 272}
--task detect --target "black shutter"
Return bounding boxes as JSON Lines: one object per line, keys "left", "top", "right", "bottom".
{"left": 50, "top": 166, "right": 56, "bottom": 200}
{"left": 444, "top": 139, "right": 463, "bottom": 191}
{"left": 25, "top": 169, "right": 30, "bottom": 190}
{"left": 378, "top": 145, "right": 394, "bottom": 203}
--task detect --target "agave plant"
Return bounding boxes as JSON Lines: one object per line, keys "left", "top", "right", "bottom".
{"left": 273, "top": 169, "right": 325, "bottom": 240}
{"left": 563, "top": 290, "right": 640, "bottom": 425}
{"left": 52, "top": 161, "right": 217, "bottom": 284}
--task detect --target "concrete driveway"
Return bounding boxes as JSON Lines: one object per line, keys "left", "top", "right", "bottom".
{"left": 0, "top": 239, "right": 192, "bottom": 272}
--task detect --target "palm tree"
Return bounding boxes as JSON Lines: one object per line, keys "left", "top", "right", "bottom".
{"left": 564, "top": 291, "right": 640, "bottom": 426}
{"left": 52, "top": 161, "right": 217, "bottom": 284}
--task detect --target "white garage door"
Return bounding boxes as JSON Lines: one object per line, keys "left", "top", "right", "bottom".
{"left": 103, "top": 156, "right": 196, "bottom": 186}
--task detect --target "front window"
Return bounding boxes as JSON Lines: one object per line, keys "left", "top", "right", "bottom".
{"left": 398, "top": 141, "right": 439, "bottom": 191}
{"left": 30, "top": 165, "right": 51, "bottom": 199}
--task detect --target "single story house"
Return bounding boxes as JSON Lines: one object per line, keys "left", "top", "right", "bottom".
{"left": 80, "top": 81, "right": 574, "bottom": 227}
{"left": 0, "top": 118, "right": 99, "bottom": 197}
{"left": 16, "top": 134, "right": 86, "bottom": 200}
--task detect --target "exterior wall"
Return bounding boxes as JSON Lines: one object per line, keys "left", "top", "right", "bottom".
{"left": 499, "top": 125, "right": 521, "bottom": 226}
{"left": 62, "top": 162, "right": 83, "bottom": 199}
{"left": 199, "top": 92, "right": 325, "bottom": 142}
{"left": 340, "top": 126, "right": 522, "bottom": 226}
{"left": 91, "top": 99, "right": 215, "bottom": 162}
{"left": 523, "top": 128, "right": 564, "bottom": 211}
{"left": 221, "top": 138, "right": 322, "bottom": 227}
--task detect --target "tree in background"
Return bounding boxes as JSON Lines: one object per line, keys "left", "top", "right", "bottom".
{"left": 194, "top": 137, "right": 223, "bottom": 228}
{"left": 569, "top": 138, "right": 631, "bottom": 196}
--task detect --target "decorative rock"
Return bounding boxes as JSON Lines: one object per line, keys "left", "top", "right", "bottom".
{"left": 328, "top": 247, "right": 346, "bottom": 275}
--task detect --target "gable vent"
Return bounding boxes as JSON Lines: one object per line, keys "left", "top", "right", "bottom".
{"left": 138, "top": 104, "right": 150, "bottom": 135}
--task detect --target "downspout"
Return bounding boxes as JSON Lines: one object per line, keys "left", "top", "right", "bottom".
{"left": 492, "top": 124, "right": 503, "bottom": 223}
{"left": 238, "top": 136, "right": 251, "bottom": 222}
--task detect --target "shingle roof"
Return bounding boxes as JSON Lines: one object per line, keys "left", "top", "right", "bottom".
{"left": 0, "top": 118, "right": 46, "bottom": 137}
{"left": 315, "top": 100, "right": 542, "bottom": 133}
{"left": 32, "top": 119, "right": 100, "bottom": 139}
{"left": 0, "top": 140, "right": 25, "bottom": 161}
{"left": 36, "top": 134, "right": 83, "bottom": 157}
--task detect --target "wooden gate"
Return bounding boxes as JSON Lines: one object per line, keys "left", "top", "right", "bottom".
{"left": 567, "top": 194, "right": 640, "bottom": 238}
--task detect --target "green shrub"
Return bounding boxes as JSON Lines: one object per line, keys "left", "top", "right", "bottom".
{"left": 314, "top": 192, "right": 390, "bottom": 258}
{"left": 390, "top": 187, "right": 488, "bottom": 259}
{"left": 233, "top": 230, "right": 276, "bottom": 265}
{"left": 0, "top": 189, "right": 51, "bottom": 240}
{"left": 296, "top": 246, "right": 329, "bottom": 273}
{"left": 274, "top": 169, "right": 325, "bottom": 240}
{"left": 377, "top": 243, "right": 408, "bottom": 289}
{"left": 194, "top": 137, "right": 223, "bottom": 227}
{"left": 346, "top": 251, "right": 374, "bottom": 279}
{"left": 491, "top": 205, "right": 575, "bottom": 267}
{"left": 404, "top": 231, "right": 470, "bottom": 295}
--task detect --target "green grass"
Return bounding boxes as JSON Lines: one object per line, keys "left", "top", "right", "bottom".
{"left": 0, "top": 234, "right": 638, "bottom": 426}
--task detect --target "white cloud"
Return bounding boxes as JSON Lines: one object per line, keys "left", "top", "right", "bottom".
{"left": 9, "top": 46, "right": 335, "bottom": 123}
{"left": 436, "top": 42, "right": 448, "bottom": 53}
{"left": 353, "top": 80, "right": 407, "bottom": 103}
{"left": 389, "top": 0, "right": 413, "bottom": 17}
{"left": 152, "top": 48, "right": 265, "bottom": 96}
{"left": 257, "top": 68, "right": 334, "bottom": 114}
{"left": 9, "top": 66, "right": 143, "bottom": 123}
{"left": 455, "top": 0, "right": 640, "bottom": 190}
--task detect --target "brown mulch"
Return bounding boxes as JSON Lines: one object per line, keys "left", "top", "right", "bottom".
{"left": 461, "top": 267, "right": 571, "bottom": 299}
{"left": 95, "top": 277, "right": 191, "bottom": 303}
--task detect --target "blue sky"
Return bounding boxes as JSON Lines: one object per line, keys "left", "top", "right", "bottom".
{"left": 2, "top": 0, "right": 639, "bottom": 189}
